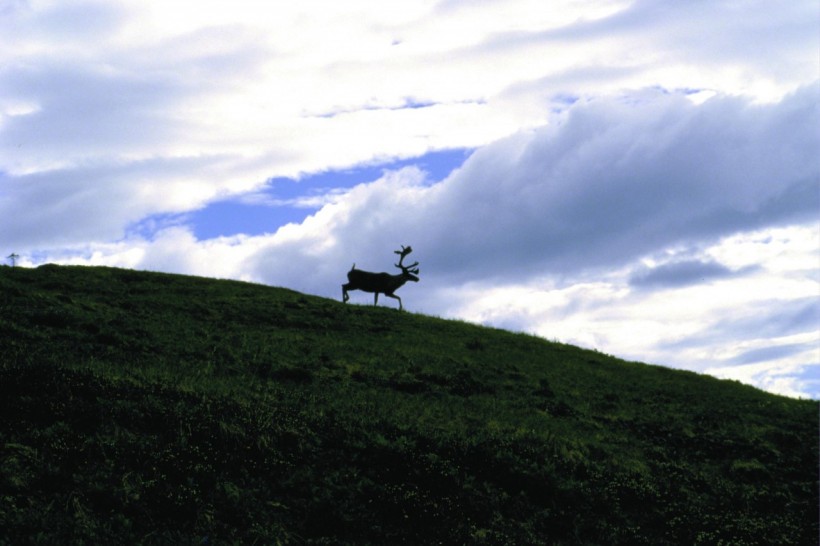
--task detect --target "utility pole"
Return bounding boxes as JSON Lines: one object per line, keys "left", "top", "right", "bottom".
{"left": 7, "top": 253, "right": 19, "bottom": 267}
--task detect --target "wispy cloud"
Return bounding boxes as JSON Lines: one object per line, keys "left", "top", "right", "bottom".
{"left": 629, "top": 259, "right": 756, "bottom": 289}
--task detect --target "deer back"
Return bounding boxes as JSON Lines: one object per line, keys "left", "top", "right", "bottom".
{"left": 347, "top": 268, "right": 408, "bottom": 293}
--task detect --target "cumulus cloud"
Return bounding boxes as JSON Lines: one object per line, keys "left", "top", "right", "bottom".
{"left": 445, "top": 86, "right": 817, "bottom": 277}
{"left": 4, "top": 0, "right": 817, "bottom": 252}
{"left": 244, "top": 84, "right": 818, "bottom": 290}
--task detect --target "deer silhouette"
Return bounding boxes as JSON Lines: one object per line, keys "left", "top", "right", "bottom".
{"left": 342, "top": 245, "right": 420, "bottom": 310}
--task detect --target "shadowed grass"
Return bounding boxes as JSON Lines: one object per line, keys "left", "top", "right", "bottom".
{"left": 0, "top": 264, "right": 817, "bottom": 544}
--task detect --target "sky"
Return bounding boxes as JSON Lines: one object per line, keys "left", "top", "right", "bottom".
{"left": 1, "top": 0, "right": 818, "bottom": 398}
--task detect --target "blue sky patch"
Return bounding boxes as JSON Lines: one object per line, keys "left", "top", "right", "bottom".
{"left": 189, "top": 148, "right": 472, "bottom": 240}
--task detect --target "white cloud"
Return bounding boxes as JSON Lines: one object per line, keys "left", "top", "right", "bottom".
{"left": 420, "top": 85, "right": 818, "bottom": 281}
{"left": 4, "top": 1, "right": 816, "bottom": 187}
{"left": 706, "top": 359, "right": 818, "bottom": 400}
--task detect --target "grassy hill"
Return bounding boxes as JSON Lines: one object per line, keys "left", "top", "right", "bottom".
{"left": 0, "top": 264, "right": 816, "bottom": 545}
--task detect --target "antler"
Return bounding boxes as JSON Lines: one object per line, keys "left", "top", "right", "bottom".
{"left": 394, "top": 245, "right": 412, "bottom": 258}
{"left": 394, "top": 245, "right": 419, "bottom": 274}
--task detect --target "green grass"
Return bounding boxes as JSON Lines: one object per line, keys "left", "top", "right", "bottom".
{"left": 0, "top": 264, "right": 817, "bottom": 544}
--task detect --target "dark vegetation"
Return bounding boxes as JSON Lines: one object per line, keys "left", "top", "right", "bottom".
{"left": 0, "top": 264, "right": 817, "bottom": 545}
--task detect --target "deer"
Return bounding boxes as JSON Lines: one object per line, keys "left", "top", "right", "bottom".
{"left": 342, "top": 245, "right": 420, "bottom": 310}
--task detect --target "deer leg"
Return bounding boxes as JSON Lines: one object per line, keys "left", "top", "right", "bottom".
{"left": 383, "top": 293, "right": 403, "bottom": 310}
{"left": 342, "top": 284, "right": 350, "bottom": 303}
{"left": 374, "top": 292, "right": 379, "bottom": 306}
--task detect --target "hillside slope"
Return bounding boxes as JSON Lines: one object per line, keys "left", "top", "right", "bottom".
{"left": 0, "top": 265, "right": 817, "bottom": 545}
